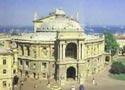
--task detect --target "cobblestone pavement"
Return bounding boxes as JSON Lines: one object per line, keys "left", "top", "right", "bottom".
{"left": 14, "top": 66, "right": 125, "bottom": 90}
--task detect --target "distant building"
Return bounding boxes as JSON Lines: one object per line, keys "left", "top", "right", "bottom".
{"left": 0, "top": 46, "right": 17, "bottom": 90}
{"left": 115, "top": 35, "right": 125, "bottom": 55}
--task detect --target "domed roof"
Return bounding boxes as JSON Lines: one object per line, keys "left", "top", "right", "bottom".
{"left": 34, "top": 9, "right": 83, "bottom": 32}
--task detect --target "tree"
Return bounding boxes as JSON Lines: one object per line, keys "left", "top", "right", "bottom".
{"left": 110, "top": 61, "right": 125, "bottom": 74}
{"left": 104, "top": 32, "right": 119, "bottom": 56}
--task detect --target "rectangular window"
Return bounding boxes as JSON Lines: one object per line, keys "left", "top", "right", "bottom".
{"left": 3, "top": 69, "right": 6, "bottom": 74}
{"left": 42, "top": 73, "right": 46, "bottom": 78}
{"left": 3, "top": 81, "right": 6, "bottom": 87}
{"left": 26, "top": 61, "right": 29, "bottom": 68}
{"left": 33, "top": 63, "right": 36, "bottom": 69}
{"left": 27, "top": 47, "right": 30, "bottom": 56}
{"left": 13, "top": 70, "right": 16, "bottom": 74}
{"left": 42, "top": 63, "right": 46, "bottom": 68}
{"left": 20, "top": 60, "right": 22, "bottom": 65}
{"left": 3, "top": 59, "right": 6, "bottom": 65}
{"left": 26, "top": 61, "right": 29, "bottom": 66}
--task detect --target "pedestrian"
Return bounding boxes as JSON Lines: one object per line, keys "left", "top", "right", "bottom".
{"left": 34, "top": 83, "right": 37, "bottom": 88}
{"left": 92, "top": 77, "right": 97, "bottom": 85}
{"left": 79, "top": 84, "right": 84, "bottom": 90}
{"left": 20, "top": 83, "right": 22, "bottom": 90}
{"left": 92, "top": 78, "right": 95, "bottom": 85}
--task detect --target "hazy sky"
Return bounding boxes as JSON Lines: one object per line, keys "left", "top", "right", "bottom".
{"left": 0, "top": 0, "right": 125, "bottom": 26}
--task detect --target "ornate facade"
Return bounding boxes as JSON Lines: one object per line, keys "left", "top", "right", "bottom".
{"left": 0, "top": 9, "right": 110, "bottom": 87}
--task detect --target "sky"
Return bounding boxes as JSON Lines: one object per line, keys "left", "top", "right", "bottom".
{"left": 0, "top": 0, "right": 125, "bottom": 26}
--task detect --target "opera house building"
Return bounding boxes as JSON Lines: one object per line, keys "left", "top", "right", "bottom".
{"left": 0, "top": 9, "right": 111, "bottom": 89}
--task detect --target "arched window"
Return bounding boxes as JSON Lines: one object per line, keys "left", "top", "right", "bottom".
{"left": 27, "top": 46, "right": 30, "bottom": 56}
{"left": 21, "top": 45, "right": 24, "bottom": 55}
{"left": 65, "top": 43, "right": 77, "bottom": 59}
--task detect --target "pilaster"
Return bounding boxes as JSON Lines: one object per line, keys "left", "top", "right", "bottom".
{"left": 62, "top": 44, "right": 66, "bottom": 60}
{"left": 23, "top": 46, "right": 27, "bottom": 56}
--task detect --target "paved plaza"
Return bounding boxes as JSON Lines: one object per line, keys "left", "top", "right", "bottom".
{"left": 14, "top": 66, "right": 125, "bottom": 90}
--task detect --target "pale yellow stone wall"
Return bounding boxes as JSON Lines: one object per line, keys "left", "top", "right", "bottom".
{"left": 117, "top": 39, "right": 125, "bottom": 55}
{"left": 17, "top": 42, "right": 55, "bottom": 79}
{"left": 0, "top": 54, "right": 13, "bottom": 90}
{"left": 117, "top": 39, "right": 125, "bottom": 48}
{"left": 14, "top": 31, "right": 106, "bottom": 85}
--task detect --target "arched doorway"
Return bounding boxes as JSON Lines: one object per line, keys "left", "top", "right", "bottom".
{"left": 25, "top": 71, "right": 28, "bottom": 77}
{"left": 13, "top": 75, "right": 19, "bottom": 85}
{"left": 13, "top": 69, "right": 16, "bottom": 74}
{"left": 65, "top": 43, "right": 77, "bottom": 59}
{"left": 67, "top": 67, "right": 76, "bottom": 80}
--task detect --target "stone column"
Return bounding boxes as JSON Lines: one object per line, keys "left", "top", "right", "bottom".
{"left": 96, "top": 44, "right": 97, "bottom": 55}
{"left": 39, "top": 47, "right": 42, "bottom": 58}
{"left": 24, "top": 46, "right": 27, "bottom": 56}
{"left": 81, "top": 43, "right": 83, "bottom": 59}
{"left": 30, "top": 47, "right": 33, "bottom": 57}
{"left": 77, "top": 43, "right": 79, "bottom": 60}
{"left": 79, "top": 43, "right": 81, "bottom": 60}
{"left": 49, "top": 45, "right": 51, "bottom": 58}
{"left": 62, "top": 44, "right": 63, "bottom": 60}
{"left": 18, "top": 46, "right": 22, "bottom": 55}
{"left": 36, "top": 46, "right": 39, "bottom": 58}
{"left": 62, "top": 44, "right": 66, "bottom": 60}
{"left": 60, "top": 44, "right": 62, "bottom": 60}
{"left": 58, "top": 44, "right": 60, "bottom": 60}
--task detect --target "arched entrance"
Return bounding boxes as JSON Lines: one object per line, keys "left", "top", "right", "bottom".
{"left": 25, "top": 71, "right": 28, "bottom": 77}
{"left": 13, "top": 75, "right": 19, "bottom": 85}
{"left": 13, "top": 69, "right": 16, "bottom": 74}
{"left": 67, "top": 67, "right": 76, "bottom": 80}
{"left": 65, "top": 43, "right": 77, "bottom": 59}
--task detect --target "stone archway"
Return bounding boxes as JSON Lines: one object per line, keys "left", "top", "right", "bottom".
{"left": 67, "top": 67, "right": 76, "bottom": 80}
{"left": 13, "top": 75, "right": 19, "bottom": 85}
{"left": 65, "top": 43, "right": 77, "bottom": 59}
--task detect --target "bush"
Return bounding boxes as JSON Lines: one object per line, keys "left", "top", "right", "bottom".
{"left": 110, "top": 61, "right": 125, "bottom": 74}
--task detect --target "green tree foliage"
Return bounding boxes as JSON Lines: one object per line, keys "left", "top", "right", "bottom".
{"left": 110, "top": 61, "right": 125, "bottom": 74}
{"left": 104, "top": 32, "right": 119, "bottom": 56}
